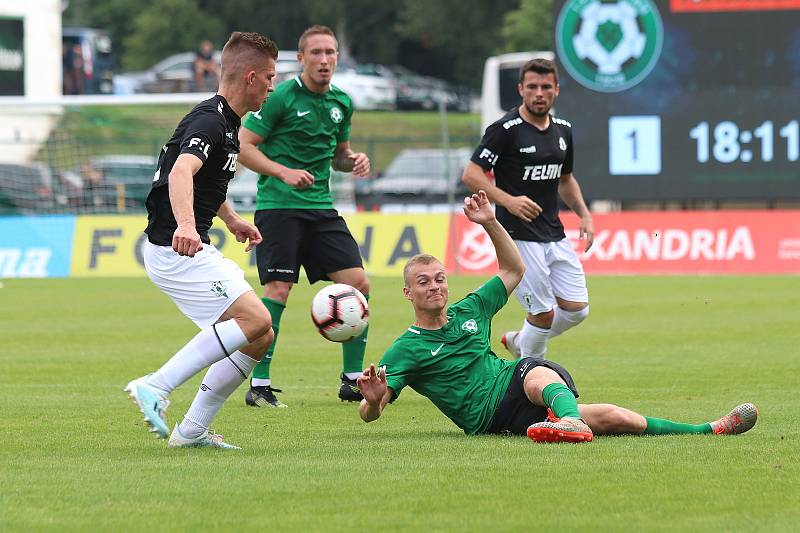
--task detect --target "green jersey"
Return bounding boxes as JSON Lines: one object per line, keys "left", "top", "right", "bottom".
{"left": 379, "top": 276, "right": 515, "bottom": 435}
{"left": 242, "top": 76, "right": 353, "bottom": 210}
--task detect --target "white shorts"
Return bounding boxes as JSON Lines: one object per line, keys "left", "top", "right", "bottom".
{"left": 513, "top": 238, "right": 588, "bottom": 315}
{"left": 143, "top": 241, "right": 254, "bottom": 328}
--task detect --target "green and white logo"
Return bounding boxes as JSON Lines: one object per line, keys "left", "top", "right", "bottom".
{"left": 210, "top": 281, "right": 228, "bottom": 298}
{"left": 329, "top": 106, "right": 343, "bottom": 124}
{"left": 461, "top": 319, "right": 478, "bottom": 333}
{"left": 556, "top": 0, "right": 663, "bottom": 92}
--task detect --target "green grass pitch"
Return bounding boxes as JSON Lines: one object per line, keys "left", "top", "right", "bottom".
{"left": 1, "top": 275, "right": 798, "bottom": 531}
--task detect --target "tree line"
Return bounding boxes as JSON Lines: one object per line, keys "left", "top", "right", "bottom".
{"left": 63, "top": 0, "right": 554, "bottom": 89}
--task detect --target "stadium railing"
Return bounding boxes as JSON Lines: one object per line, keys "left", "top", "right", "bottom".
{"left": 0, "top": 94, "right": 477, "bottom": 215}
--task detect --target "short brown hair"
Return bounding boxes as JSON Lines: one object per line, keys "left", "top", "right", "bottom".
{"left": 520, "top": 58, "right": 558, "bottom": 85}
{"left": 403, "top": 254, "right": 444, "bottom": 287}
{"left": 220, "top": 31, "right": 278, "bottom": 82}
{"left": 298, "top": 25, "right": 337, "bottom": 52}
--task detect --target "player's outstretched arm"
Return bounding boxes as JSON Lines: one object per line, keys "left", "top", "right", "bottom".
{"left": 358, "top": 364, "right": 392, "bottom": 423}
{"left": 169, "top": 153, "right": 204, "bottom": 257}
{"left": 462, "top": 161, "right": 542, "bottom": 222}
{"left": 217, "top": 201, "right": 262, "bottom": 252}
{"left": 463, "top": 191, "right": 524, "bottom": 295}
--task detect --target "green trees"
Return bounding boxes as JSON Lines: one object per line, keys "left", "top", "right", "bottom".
{"left": 499, "top": 0, "right": 554, "bottom": 54}
{"left": 62, "top": 0, "right": 555, "bottom": 88}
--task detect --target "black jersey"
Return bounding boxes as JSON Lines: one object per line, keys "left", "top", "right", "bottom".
{"left": 470, "top": 108, "right": 574, "bottom": 242}
{"left": 145, "top": 95, "right": 241, "bottom": 246}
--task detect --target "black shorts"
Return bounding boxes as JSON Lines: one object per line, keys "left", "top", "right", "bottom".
{"left": 486, "top": 358, "right": 579, "bottom": 436}
{"left": 254, "top": 209, "right": 364, "bottom": 285}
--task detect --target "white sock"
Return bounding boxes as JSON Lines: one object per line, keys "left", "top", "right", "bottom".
{"left": 147, "top": 319, "right": 249, "bottom": 394}
{"left": 179, "top": 350, "right": 259, "bottom": 438}
{"left": 251, "top": 378, "right": 271, "bottom": 387}
{"left": 344, "top": 372, "right": 362, "bottom": 380}
{"left": 549, "top": 306, "right": 589, "bottom": 338}
{"left": 517, "top": 318, "right": 549, "bottom": 359}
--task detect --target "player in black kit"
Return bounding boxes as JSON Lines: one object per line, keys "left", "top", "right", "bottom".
{"left": 462, "top": 58, "right": 594, "bottom": 360}
{"left": 125, "top": 32, "right": 279, "bottom": 450}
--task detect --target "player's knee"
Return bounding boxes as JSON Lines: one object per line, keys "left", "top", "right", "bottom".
{"left": 522, "top": 366, "right": 563, "bottom": 404}
{"left": 559, "top": 300, "right": 588, "bottom": 312}
{"left": 241, "top": 306, "right": 272, "bottom": 342}
{"left": 256, "top": 327, "right": 275, "bottom": 354}
{"left": 571, "top": 305, "right": 589, "bottom": 323}
{"left": 603, "top": 405, "right": 640, "bottom": 432}
{"left": 557, "top": 304, "right": 588, "bottom": 323}
{"left": 264, "top": 281, "right": 292, "bottom": 301}
{"left": 253, "top": 311, "right": 272, "bottom": 340}
{"left": 529, "top": 309, "right": 554, "bottom": 328}
{"left": 355, "top": 277, "right": 370, "bottom": 297}
{"left": 244, "top": 327, "right": 273, "bottom": 361}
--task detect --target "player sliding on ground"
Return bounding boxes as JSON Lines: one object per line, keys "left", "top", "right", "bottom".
{"left": 357, "top": 191, "right": 758, "bottom": 442}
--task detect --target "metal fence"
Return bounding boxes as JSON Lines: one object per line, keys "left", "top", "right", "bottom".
{"left": 0, "top": 97, "right": 479, "bottom": 215}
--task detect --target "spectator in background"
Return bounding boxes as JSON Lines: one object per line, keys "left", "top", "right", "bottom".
{"left": 80, "top": 161, "right": 109, "bottom": 209}
{"left": 62, "top": 43, "right": 84, "bottom": 95}
{"left": 193, "top": 40, "right": 219, "bottom": 92}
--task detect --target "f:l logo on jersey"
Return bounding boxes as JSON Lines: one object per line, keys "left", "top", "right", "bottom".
{"left": 479, "top": 148, "right": 499, "bottom": 165}
{"left": 188, "top": 137, "right": 210, "bottom": 157}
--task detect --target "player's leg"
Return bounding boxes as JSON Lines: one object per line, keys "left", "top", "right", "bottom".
{"left": 550, "top": 298, "right": 588, "bottom": 336}
{"left": 311, "top": 211, "right": 369, "bottom": 402}
{"left": 247, "top": 210, "right": 303, "bottom": 408}
{"left": 173, "top": 290, "right": 275, "bottom": 447}
{"left": 576, "top": 404, "right": 646, "bottom": 435}
{"left": 521, "top": 361, "right": 593, "bottom": 442}
{"left": 129, "top": 242, "right": 267, "bottom": 438}
{"left": 578, "top": 403, "right": 758, "bottom": 436}
{"left": 548, "top": 238, "right": 589, "bottom": 338}
{"left": 245, "top": 280, "right": 291, "bottom": 407}
{"left": 486, "top": 360, "right": 550, "bottom": 436}
{"left": 145, "top": 289, "right": 271, "bottom": 395}
{"left": 503, "top": 241, "right": 556, "bottom": 359}
{"left": 328, "top": 267, "right": 370, "bottom": 401}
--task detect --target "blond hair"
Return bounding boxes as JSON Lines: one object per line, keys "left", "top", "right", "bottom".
{"left": 403, "top": 254, "right": 443, "bottom": 287}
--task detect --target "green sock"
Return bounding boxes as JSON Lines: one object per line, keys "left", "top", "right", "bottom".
{"left": 341, "top": 294, "right": 369, "bottom": 374}
{"left": 643, "top": 417, "right": 712, "bottom": 435}
{"left": 541, "top": 382, "right": 581, "bottom": 419}
{"left": 251, "top": 297, "right": 285, "bottom": 381}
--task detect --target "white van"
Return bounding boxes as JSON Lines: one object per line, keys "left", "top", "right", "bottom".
{"left": 480, "top": 51, "right": 554, "bottom": 134}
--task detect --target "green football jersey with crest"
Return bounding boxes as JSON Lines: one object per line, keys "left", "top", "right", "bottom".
{"left": 242, "top": 76, "right": 353, "bottom": 210}
{"left": 379, "top": 276, "right": 515, "bottom": 435}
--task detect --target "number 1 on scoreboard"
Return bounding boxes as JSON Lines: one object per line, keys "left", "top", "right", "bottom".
{"left": 608, "top": 116, "right": 662, "bottom": 175}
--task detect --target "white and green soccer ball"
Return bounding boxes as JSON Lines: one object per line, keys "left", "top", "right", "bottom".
{"left": 310, "top": 283, "right": 369, "bottom": 343}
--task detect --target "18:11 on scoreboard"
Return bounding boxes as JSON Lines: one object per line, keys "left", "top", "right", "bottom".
{"left": 689, "top": 120, "right": 799, "bottom": 163}
{"left": 608, "top": 116, "right": 799, "bottom": 176}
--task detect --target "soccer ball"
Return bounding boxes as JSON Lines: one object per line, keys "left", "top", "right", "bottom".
{"left": 310, "top": 284, "right": 369, "bottom": 343}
